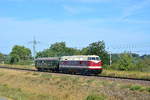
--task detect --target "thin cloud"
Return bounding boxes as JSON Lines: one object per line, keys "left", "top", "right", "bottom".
{"left": 63, "top": 5, "right": 94, "bottom": 15}
{"left": 122, "top": 0, "right": 150, "bottom": 20}
{"left": 7, "top": 0, "right": 25, "bottom": 2}
{"left": 4, "top": 0, "right": 111, "bottom": 3}
{"left": 122, "top": 19, "right": 150, "bottom": 24}
{"left": 64, "top": 0, "right": 111, "bottom": 3}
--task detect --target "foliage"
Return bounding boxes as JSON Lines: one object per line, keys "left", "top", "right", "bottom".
{"left": 129, "top": 85, "right": 142, "bottom": 91}
{"left": 110, "top": 53, "right": 136, "bottom": 71}
{"left": 81, "top": 41, "right": 109, "bottom": 64}
{"left": 9, "top": 45, "right": 32, "bottom": 64}
{"left": 136, "top": 57, "right": 150, "bottom": 72}
{"left": 110, "top": 53, "right": 150, "bottom": 72}
{"left": 0, "top": 53, "right": 4, "bottom": 59}
{"left": 146, "top": 87, "right": 150, "bottom": 92}
{"left": 0, "top": 53, "right": 4, "bottom": 63}
{"left": 117, "top": 53, "right": 135, "bottom": 71}
{"left": 9, "top": 54, "right": 20, "bottom": 64}
{"left": 86, "top": 94, "right": 105, "bottom": 100}
{"left": 36, "top": 42, "right": 80, "bottom": 58}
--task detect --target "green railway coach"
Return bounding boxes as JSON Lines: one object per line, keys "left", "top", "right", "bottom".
{"left": 35, "top": 57, "right": 60, "bottom": 72}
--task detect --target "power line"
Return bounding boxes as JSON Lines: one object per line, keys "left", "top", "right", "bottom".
{"left": 28, "top": 37, "right": 40, "bottom": 60}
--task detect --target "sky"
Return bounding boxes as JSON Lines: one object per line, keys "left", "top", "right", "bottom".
{"left": 0, "top": 0, "right": 150, "bottom": 54}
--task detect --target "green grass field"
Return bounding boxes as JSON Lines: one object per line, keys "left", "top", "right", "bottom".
{"left": 101, "top": 69, "right": 150, "bottom": 80}
{"left": 0, "top": 68, "right": 149, "bottom": 100}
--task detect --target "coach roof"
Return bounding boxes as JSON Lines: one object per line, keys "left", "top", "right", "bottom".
{"left": 35, "top": 57, "right": 60, "bottom": 61}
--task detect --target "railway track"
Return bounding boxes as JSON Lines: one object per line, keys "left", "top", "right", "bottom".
{"left": 0, "top": 65, "right": 150, "bottom": 84}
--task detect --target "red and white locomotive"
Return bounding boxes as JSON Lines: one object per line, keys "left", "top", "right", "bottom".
{"left": 59, "top": 55, "right": 103, "bottom": 74}
{"left": 35, "top": 55, "right": 103, "bottom": 75}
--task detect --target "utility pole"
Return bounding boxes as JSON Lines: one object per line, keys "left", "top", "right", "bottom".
{"left": 109, "top": 51, "right": 112, "bottom": 66}
{"left": 29, "top": 37, "right": 40, "bottom": 60}
{"left": 107, "top": 47, "right": 112, "bottom": 66}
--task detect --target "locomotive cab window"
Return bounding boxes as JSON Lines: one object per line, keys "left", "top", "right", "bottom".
{"left": 88, "top": 57, "right": 100, "bottom": 60}
{"left": 96, "top": 57, "right": 100, "bottom": 60}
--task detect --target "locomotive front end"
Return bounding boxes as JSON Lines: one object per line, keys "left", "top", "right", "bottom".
{"left": 87, "top": 56, "right": 103, "bottom": 74}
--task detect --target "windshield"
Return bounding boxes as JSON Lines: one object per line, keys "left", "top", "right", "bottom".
{"left": 88, "top": 57, "right": 100, "bottom": 60}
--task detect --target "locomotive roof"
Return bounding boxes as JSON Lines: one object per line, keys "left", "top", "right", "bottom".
{"left": 60, "top": 55, "right": 99, "bottom": 61}
{"left": 62, "top": 55, "right": 99, "bottom": 57}
{"left": 35, "top": 57, "right": 60, "bottom": 61}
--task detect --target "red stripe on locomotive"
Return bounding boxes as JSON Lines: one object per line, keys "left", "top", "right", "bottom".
{"left": 88, "top": 61, "right": 102, "bottom": 66}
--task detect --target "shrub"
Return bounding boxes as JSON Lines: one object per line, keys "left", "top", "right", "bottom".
{"left": 146, "top": 87, "right": 150, "bottom": 92}
{"left": 86, "top": 94, "right": 105, "bottom": 100}
{"left": 130, "top": 85, "right": 142, "bottom": 91}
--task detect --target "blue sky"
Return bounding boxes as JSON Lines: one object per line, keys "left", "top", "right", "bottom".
{"left": 0, "top": 0, "right": 150, "bottom": 54}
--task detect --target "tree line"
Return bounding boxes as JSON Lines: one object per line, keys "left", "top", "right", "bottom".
{"left": 0, "top": 41, "right": 109, "bottom": 65}
{"left": 0, "top": 41, "right": 150, "bottom": 72}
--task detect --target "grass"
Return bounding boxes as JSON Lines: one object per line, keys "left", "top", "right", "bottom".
{"left": 0, "top": 69, "right": 149, "bottom": 100}
{"left": 0, "top": 64, "right": 35, "bottom": 69}
{"left": 129, "top": 85, "right": 142, "bottom": 91}
{"left": 1, "top": 64, "right": 150, "bottom": 80}
{"left": 101, "top": 69, "right": 150, "bottom": 80}
{"left": 85, "top": 94, "right": 106, "bottom": 100}
{"left": 0, "top": 84, "right": 56, "bottom": 100}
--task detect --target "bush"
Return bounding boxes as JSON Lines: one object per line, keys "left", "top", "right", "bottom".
{"left": 130, "top": 85, "right": 142, "bottom": 91}
{"left": 86, "top": 94, "right": 105, "bottom": 100}
{"left": 16, "top": 60, "right": 34, "bottom": 65}
{"left": 110, "top": 53, "right": 150, "bottom": 72}
{"left": 146, "top": 87, "right": 150, "bottom": 92}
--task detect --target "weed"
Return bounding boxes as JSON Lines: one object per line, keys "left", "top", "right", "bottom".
{"left": 0, "top": 84, "right": 57, "bottom": 100}
{"left": 109, "top": 82, "right": 117, "bottom": 87}
{"left": 59, "top": 84, "right": 64, "bottom": 89}
{"left": 36, "top": 94, "right": 56, "bottom": 100}
{"left": 70, "top": 77, "right": 79, "bottom": 83}
{"left": 101, "top": 81, "right": 109, "bottom": 86}
{"left": 120, "top": 85, "right": 131, "bottom": 89}
{"left": 129, "top": 85, "right": 142, "bottom": 91}
{"left": 86, "top": 79, "right": 94, "bottom": 84}
{"left": 24, "top": 72, "right": 31, "bottom": 75}
{"left": 32, "top": 72, "right": 39, "bottom": 76}
{"left": 101, "top": 69, "right": 150, "bottom": 80}
{"left": 0, "top": 84, "right": 28, "bottom": 100}
{"left": 40, "top": 74, "right": 52, "bottom": 79}
{"left": 0, "top": 73, "right": 4, "bottom": 77}
{"left": 146, "top": 87, "right": 150, "bottom": 92}
{"left": 60, "top": 76, "right": 69, "bottom": 81}
{"left": 139, "top": 87, "right": 145, "bottom": 92}
{"left": 86, "top": 94, "right": 105, "bottom": 100}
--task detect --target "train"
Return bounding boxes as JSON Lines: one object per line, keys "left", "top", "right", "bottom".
{"left": 35, "top": 55, "right": 103, "bottom": 75}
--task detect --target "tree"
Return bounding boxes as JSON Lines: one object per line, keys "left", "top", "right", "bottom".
{"left": 136, "top": 56, "right": 150, "bottom": 72}
{"left": 10, "top": 45, "right": 32, "bottom": 64}
{"left": 0, "top": 53, "right": 4, "bottom": 59}
{"left": 0, "top": 53, "right": 4, "bottom": 63}
{"left": 116, "top": 53, "right": 135, "bottom": 71}
{"left": 81, "top": 41, "right": 109, "bottom": 65}
{"left": 36, "top": 42, "right": 80, "bottom": 58}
